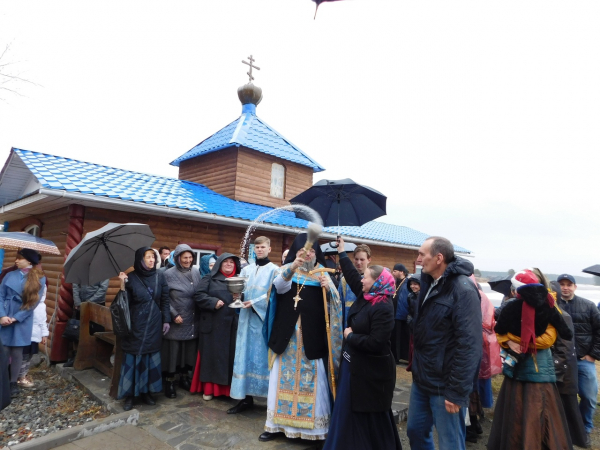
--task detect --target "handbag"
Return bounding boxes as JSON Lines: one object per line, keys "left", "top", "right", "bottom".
{"left": 110, "top": 288, "right": 132, "bottom": 337}
{"left": 62, "top": 309, "right": 81, "bottom": 341}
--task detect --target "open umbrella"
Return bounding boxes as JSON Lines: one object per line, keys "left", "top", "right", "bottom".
{"left": 291, "top": 178, "right": 386, "bottom": 248}
{"left": 488, "top": 276, "right": 513, "bottom": 298}
{"left": 0, "top": 232, "right": 60, "bottom": 255}
{"left": 64, "top": 223, "right": 155, "bottom": 285}
{"left": 290, "top": 178, "right": 386, "bottom": 228}
{"left": 321, "top": 241, "right": 356, "bottom": 256}
{"left": 583, "top": 265, "right": 600, "bottom": 277}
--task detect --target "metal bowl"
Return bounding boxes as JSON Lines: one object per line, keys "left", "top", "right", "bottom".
{"left": 225, "top": 276, "right": 248, "bottom": 294}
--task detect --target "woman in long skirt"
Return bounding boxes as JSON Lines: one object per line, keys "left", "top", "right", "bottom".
{"left": 118, "top": 247, "right": 170, "bottom": 411}
{"left": 190, "top": 253, "right": 240, "bottom": 400}
{"left": 161, "top": 244, "right": 201, "bottom": 398}
{"left": 324, "top": 238, "right": 401, "bottom": 450}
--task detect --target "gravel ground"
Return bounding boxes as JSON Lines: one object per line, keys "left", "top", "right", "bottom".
{"left": 0, "top": 360, "right": 110, "bottom": 447}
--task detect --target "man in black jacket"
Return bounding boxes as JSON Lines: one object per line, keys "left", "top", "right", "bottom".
{"left": 556, "top": 273, "right": 600, "bottom": 441}
{"left": 406, "top": 237, "right": 482, "bottom": 450}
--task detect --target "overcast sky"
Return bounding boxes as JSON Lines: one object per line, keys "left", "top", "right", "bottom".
{"left": 1, "top": 1, "right": 599, "bottom": 278}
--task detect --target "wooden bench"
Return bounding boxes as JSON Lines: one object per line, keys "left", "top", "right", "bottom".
{"left": 73, "top": 302, "right": 123, "bottom": 398}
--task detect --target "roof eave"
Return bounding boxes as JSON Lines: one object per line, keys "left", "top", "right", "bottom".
{"left": 13, "top": 188, "right": 420, "bottom": 251}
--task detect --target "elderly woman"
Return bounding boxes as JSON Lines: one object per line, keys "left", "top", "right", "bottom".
{"left": 117, "top": 247, "right": 170, "bottom": 411}
{"left": 190, "top": 253, "right": 241, "bottom": 400}
{"left": 0, "top": 249, "right": 45, "bottom": 398}
{"left": 162, "top": 244, "right": 202, "bottom": 398}
{"left": 324, "top": 238, "right": 401, "bottom": 450}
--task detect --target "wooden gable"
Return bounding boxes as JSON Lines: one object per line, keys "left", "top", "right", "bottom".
{"left": 178, "top": 146, "right": 314, "bottom": 208}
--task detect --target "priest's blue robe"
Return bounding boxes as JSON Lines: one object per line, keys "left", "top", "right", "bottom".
{"left": 262, "top": 263, "right": 343, "bottom": 440}
{"left": 339, "top": 275, "right": 359, "bottom": 328}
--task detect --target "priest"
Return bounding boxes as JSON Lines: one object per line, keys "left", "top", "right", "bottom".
{"left": 228, "top": 236, "right": 280, "bottom": 414}
{"left": 260, "top": 233, "right": 343, "bottom": 442}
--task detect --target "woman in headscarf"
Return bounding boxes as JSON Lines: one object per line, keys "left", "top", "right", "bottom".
{"left": 0, "top": 249, "right": 45, "bottom": 399}
{"left": 117, "top": 247, "right": 171, "bottom": 411}
{"left": 199, "top": 254, "right": 217, "bottom": 278}
{"left": 162, "top": 244, "right": 202, "bottom": 399}
{"left": 323, "top": 237, "right": 401, "bottom": 450}
{"left": 191, "top": 253, "right": 241, "bottom": 400}
{"left": 488, "top": 268, "right": 573, "bottom": 450}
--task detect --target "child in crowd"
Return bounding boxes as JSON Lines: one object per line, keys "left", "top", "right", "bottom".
{"left": 17, "top": 284, "right": 48, "bottom": 388}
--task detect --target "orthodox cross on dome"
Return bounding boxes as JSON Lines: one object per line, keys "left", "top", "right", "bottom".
{"left": 242, "top": 55, "right": 260, "bottom": 83}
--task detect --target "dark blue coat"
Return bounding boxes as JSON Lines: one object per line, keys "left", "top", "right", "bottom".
{"left": 412, "top": 257, "right": 482, "bottom": 408}
{"left": 394, "top": 279, "right": 410, "bottom": 320}
{"left": 121, "top": 249, "right": 171, "bottom": 355}
{"left": 0, "top": 270, "right": 46, "bottom": 347}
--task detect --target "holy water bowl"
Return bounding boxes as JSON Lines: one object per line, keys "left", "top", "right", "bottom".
{"left": 226, "top": 276, "right": 248, "bottom": 308}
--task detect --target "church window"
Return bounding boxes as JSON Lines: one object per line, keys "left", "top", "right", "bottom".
{"left": 271, "top": 163, "right": 285, "bottom": 199}
{"left": 24, "top": 224, "right": 41, "bottom": 237}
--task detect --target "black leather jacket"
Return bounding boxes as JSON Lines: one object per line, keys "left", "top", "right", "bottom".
{"left": 557, "top": 295, "right": 600, "bottom": 360}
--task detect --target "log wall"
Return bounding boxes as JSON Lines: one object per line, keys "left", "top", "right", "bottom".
{"left": 176, "top": 147, "right": 315, "bottom": 208}
{"left": 234, "top": 147, "right": 314, "bottom": 208}
{"left": 178, "top": 147, "right": 238, "bottom": 199}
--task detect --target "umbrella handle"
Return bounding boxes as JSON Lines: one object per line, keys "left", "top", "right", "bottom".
{"left": 329, "top": 235, "right": 341, "bottom": 249}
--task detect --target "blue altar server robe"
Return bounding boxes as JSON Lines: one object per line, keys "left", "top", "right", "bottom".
{"left": 230, "top": 261, "right": 279, "bottom": 399}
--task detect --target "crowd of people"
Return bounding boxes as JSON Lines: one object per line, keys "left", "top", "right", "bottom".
{"left": 1, "top": 233, "right": 600, "bottom": 450}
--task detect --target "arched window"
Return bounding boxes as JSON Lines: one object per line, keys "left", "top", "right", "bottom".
{"left": 270, "top": 163, "right": 285, "bottom": 199}
{"left": 24, "top": 224, "right": 41, "bottom": 237}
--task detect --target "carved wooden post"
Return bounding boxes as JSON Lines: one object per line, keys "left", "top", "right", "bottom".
{"left": 50, "top": 204, "right": 85, "bottom": 361}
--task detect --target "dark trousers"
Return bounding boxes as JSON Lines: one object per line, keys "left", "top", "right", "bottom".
{"left": 394, "top": 320, "right": 410, "bottom": 362}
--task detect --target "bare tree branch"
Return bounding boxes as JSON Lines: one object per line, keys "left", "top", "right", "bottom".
{"left": 0, "top": 41, "right": 41, "bottom": 101}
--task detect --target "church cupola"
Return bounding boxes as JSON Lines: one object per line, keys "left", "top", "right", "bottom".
{"left": 171, "top": 56, "right": 324, "bottom": 208}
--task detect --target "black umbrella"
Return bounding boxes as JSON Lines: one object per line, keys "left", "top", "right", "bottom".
{"left": 290, "top": 178, "right": 387, "bottom": 229}
{"left": 64, "top": 223, "right": 155, "bottom": 285}
{"left": 321, "top": 241, "right": 356, "bottom": 256}
{"left": 488, "top": 276, "right": 513, "bottom": 298}
{"left": 583, "top": 265, "right": 600, "bottom": 277}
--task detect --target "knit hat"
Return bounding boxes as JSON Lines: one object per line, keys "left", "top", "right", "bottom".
{"left": 17, "top": 249, "right": 41, "bottom": 266}
{"left": 511, "top": 269, "right": 540, "bottom": 289}
{"left": 393, "top": 263, "right": 408, "bottom": 274}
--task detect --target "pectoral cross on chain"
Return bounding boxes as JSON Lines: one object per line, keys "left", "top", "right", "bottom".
{"left": 293, "top": 295, "right": 302, "bottom": 310}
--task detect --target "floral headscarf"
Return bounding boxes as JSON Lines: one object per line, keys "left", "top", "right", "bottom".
{"left": 364, "top": 268, "right": 396, "bottom": 305}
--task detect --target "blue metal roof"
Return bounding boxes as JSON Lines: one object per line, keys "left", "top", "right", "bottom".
{"left": 10, "top": 148, "right": 469, "bottom": 252}
{"left": 170, "top": 104, "right": 325, "bottom": 172}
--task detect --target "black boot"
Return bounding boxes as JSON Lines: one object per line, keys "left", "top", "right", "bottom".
{"left": 141, "top": 392, "right": 156, "bottom": 405}
{"left": 465, "top": 426, "right": 477, "bottom": 444}
{"left": 123, "top": 396, "right": 134, "bottom": 411}
{"left": 227, "top": 396, "right": 254, "bottom": 414}
{"left": 179, "top": 375, "right": 192, "bottom": 392}
{"left": 165, "top": 379, "right": 177, "bottom": 398}
{"left": 472, "top": 415, "right": 483, "bottom": 435}
{"left": 465, "top": 424, "right": 478, "bottom": 443}
{"left": 63, "top": 358, "right": 75, "bottom": 368}
{"left": 9, "top": 382, "right": 20, "bottom": 398}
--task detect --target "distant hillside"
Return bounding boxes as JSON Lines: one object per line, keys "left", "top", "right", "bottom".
{"left": 478, "top": 270, "right": 599, "bottom": 286}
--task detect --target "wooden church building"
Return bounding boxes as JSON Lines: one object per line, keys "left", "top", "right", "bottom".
{"left": 0, "top": 77, "right": 470, "bottom": 362}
